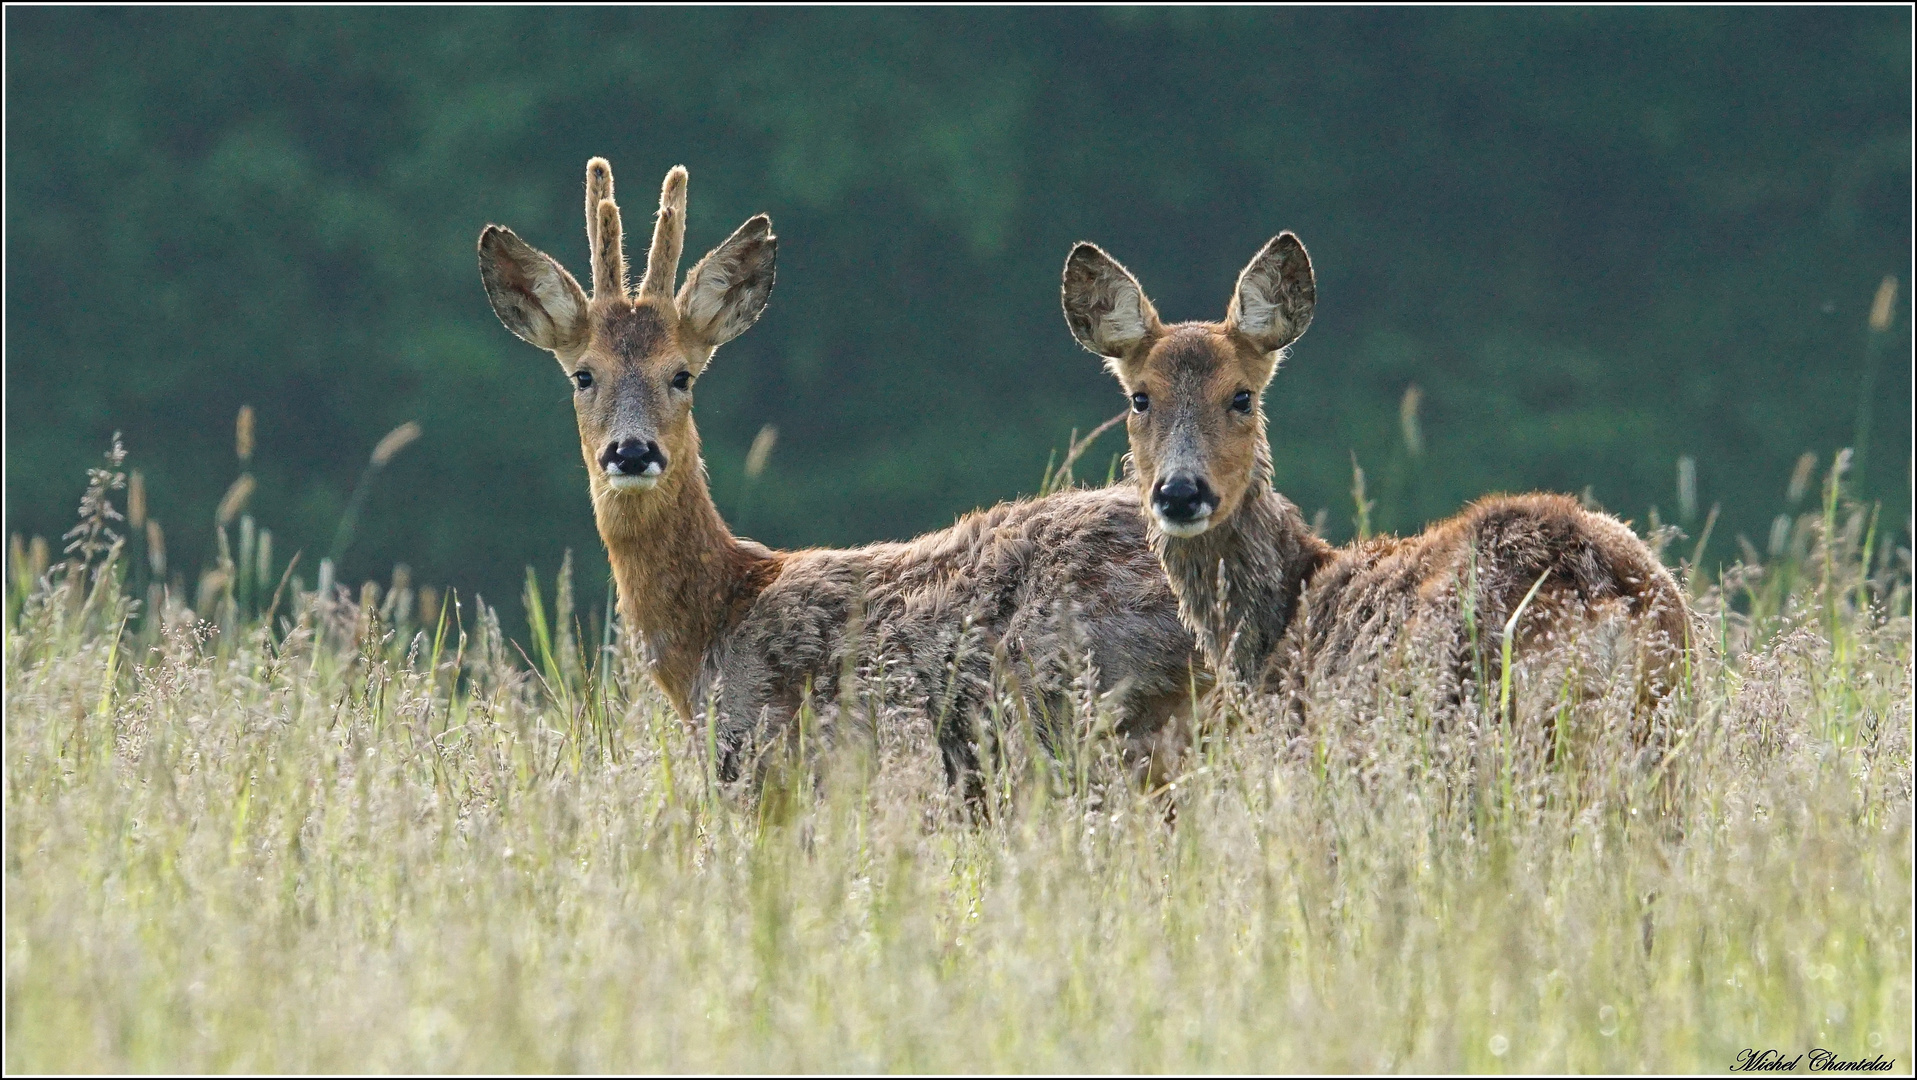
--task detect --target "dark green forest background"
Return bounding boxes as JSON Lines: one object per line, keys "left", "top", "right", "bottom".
{"left": 7, "top": 7, "right": 1911, "bottom": 620}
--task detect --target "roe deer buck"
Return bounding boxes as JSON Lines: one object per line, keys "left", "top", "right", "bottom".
{"left": 478, "top": 158, "right": 1199, "bottom": 789}
{"left": 1060, "top": 234, "right": 1691, "bottom": 735}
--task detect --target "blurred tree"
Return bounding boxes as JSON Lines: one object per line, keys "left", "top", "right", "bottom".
{"left": 6, "top": 7, "right": 1909, "bottom": 620}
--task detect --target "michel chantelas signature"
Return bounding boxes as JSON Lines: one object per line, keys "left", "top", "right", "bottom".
{"left": 1734, "top": 1049, "right": 1896, "bottom": 1072}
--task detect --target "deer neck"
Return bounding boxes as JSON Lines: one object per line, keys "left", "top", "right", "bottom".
{"left": 1152, "top": 452, "right": 1331, "bottom": 687}
{"left": 591, "top": 419, "right": 777, "bottom": 714}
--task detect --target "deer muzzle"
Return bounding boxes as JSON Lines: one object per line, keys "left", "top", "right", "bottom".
{"left": 600, "top": 438, "right": 669, "bottom": 490}
{"left": 1150, "top": 472, "right": 1217, "bottom": 537}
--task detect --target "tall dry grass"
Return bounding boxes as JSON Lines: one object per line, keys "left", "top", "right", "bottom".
{"left": 4, "top": 439, "right": 1911, "bottom": 1072}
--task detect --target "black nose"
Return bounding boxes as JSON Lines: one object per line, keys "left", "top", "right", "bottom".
{"left": 1151, "top": 473, "right": 1215, "bottom": 522}
{"left": 600, "top": 438, "right": 668, "bottom": 477}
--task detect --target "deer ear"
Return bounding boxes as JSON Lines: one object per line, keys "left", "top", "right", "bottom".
{"left": 677, "top": 214, "right": 776, "bottom": 351}
{"left": 1227, "top": 232, "right": 1314, "bottom": 353}
{"left": 1062, "top": 242, "right": 1160, "bottom": 368}
{"left": 478, "top": 225, "right": 591, "bottom": 358}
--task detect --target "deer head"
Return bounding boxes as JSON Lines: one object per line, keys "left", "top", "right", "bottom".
{"left": 478, "top": 159, "right": 776, "bottom": 497}
{"left": 1062, "top": 234, "right": 1315, "bottom": 537}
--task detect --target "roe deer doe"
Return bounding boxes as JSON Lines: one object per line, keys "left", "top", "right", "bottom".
{"left": 1060, "top": 234, "right": 1691, "bottom": 740}
{"left": 478, "top": 158, "right": 1199, "bottom": 789}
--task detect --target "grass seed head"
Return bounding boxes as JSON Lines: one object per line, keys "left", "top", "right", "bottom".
{"left": 216, "top": 474, "right": 255, "bottom": 527}
{"left": 370, "top": 421, "right": 421, "bottom": 468}
{"left": 1677, "top": 456, "right": 1697, "bottom": 523}
{"left": 1869, "top": 275, "right": 1898, "bottom": 332}
{"left": 127, "top": 471, "right": 147, "bottom": 529}
{"left": 235, "top": 405, "right": 255, "bottom": 464}
{"left": 1788, "top": 451, "right": 1818, "bottom": 506}
{"left": 745, "top": 424, "right": 779, "bottom": 479}
{"left": 146, "top": 520, "right": 165, "bottom": 576}
{"left": 1399, "top": 384, "right": 1424, "bottom": 457}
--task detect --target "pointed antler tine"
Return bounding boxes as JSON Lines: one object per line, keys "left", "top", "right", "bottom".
{"left": 593, "top": 198, "right": 626, "bottom": 300}
{"left": 585, "top": 157, "right": 614, "bottom": 263}
{"left": 639, "top": 165, "right": 689, "bottom": 300}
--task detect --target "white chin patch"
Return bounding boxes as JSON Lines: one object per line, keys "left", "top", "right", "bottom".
{"left": 1154, "top": 512, "right": 1214, "bottom": 538}
{"left": 605, "top": 472, "right": 660, "bottom": 492}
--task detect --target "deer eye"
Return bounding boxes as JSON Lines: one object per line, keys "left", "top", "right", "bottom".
{"left": 671, "top": 370, "right": 691, "bottom": 391}
{"left": 1230, "top": 389, "right": 1254, "bottom": 414}
{"left": 1131, "top": 392, "right": 1150, "bottom": 414}
{"left": 572, "top": 370, "right": 593, "bottom": 391}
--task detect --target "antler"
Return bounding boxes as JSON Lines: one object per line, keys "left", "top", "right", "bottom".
{"left": 638, "top": 165, "right": 688, "bottom": 301}
{"left": 584, "top": 157, "right": 613, "bottom": 273}
{"left": 584, "top": 157, "right": 625, "bottom": 300}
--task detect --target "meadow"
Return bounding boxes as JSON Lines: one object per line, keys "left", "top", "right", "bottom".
{"left": 4, "top": 437, "right": 1911, "bottom": 1072}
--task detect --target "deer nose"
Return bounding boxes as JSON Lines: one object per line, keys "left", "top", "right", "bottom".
{"left": 601, "top": 438, "right": 668, "bottom": 478}
{"left": 1151, "top": 473, "right": 1216, "bottom": 524}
